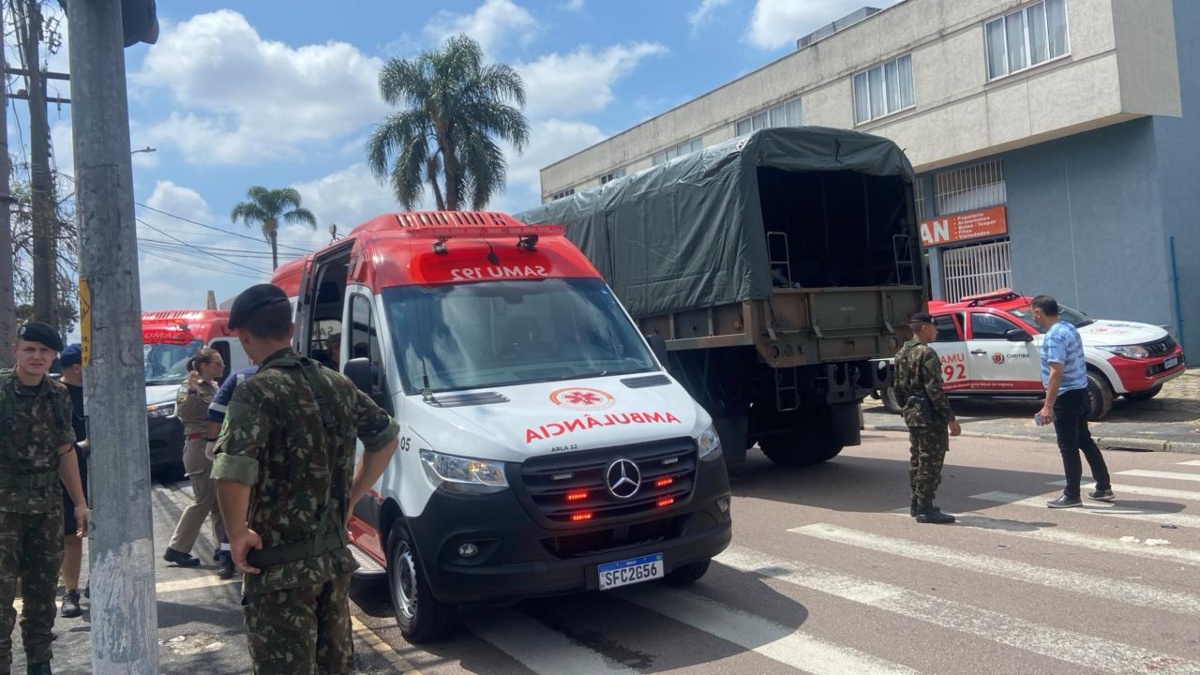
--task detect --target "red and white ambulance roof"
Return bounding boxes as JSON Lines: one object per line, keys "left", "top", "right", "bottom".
{"left": 272, "top": 254, "right": 311, "bottom": 298}
{"left": 278, "top": 211, "right": 600, "bottom": 294}
{"left": 141, "top": 309, "right": 233, "bottom": 345}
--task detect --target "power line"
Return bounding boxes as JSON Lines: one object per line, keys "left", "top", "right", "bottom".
{"left": 137, "top": 237, "right": 278, "bottom": 259}
{"left": 135, "top": 202, "right": 313, "bottom": 254}
{"left": 135, "top": 217, "right": 269, "bottom": 276}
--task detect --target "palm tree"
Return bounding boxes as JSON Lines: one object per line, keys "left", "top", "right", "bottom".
{"left": 367, "top": 34, "right": 530, "bottom": 211}
{"left": 230, "top": 187, "right": 317, "bottom": 270}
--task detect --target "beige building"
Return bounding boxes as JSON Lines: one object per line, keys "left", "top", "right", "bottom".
{"left": 538, "top": 0, "right": 1200, "bottom": 352}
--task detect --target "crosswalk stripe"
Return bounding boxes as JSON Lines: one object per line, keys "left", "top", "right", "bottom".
{"left": 716, "top": 546, "right": 1200, "bottom": 674}
{"left": 1048, "top": 480, "right": 1200, "bottom": 503}
{"left": 1117, "top": 469, "right": 1200, "bottom": 483}
{"left": 461, "top": 610, "right": 640, "bottom": 675}
{"left": 618, "top": 585, "right": 921, "bottom": 675}
{"left": 950, "top": 513, "right": 1200, "bottom": 567}
{"left": 970, "top": 491, "right": 1200, "bottom": 529}
{"left": 1177, "top": 460, "right": 1200, "bottom": 467}
{"left": 791, "top": 523, "right": 1200, "bottom": 615}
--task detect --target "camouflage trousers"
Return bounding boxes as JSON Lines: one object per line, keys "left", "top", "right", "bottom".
{"left": 243, "top": 573, "right": 353, "bottom": 675}
{"left": 908, "top": 425, "right": 949, "bottom": 505}
{"left": 0, "top": 507, "right": 65, "bottom": 673}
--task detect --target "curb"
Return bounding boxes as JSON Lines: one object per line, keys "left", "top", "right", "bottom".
{"left": 865, "top": 424, "right": 1200, "bottom": 455}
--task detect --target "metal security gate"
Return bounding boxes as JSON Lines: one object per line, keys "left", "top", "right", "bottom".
{"left": 942, "top": 239, "right": 1011, "bottom": 302}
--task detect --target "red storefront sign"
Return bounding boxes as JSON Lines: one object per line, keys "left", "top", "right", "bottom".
{"left": 920, "top": 206, "right": 1008, "bottom": 247}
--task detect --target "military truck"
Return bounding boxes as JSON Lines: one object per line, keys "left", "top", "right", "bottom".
{"left": 519, "top": 127, "right": 927, "bottom": 465}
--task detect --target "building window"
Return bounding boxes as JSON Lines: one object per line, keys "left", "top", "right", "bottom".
{"left": 652, "top": 137, "right": 702, "bottom": 166}
{"left": 933, "top": 159, "right": 1006, "bottom": 216}
{"left": 550, "top": 187, "right": 575, "bottom": 201}
{"left": 852, "top": 55, "right": 915, "bottom": 125}
{"left": 600, "top": 167, "right": 626, "bottom": 185}
{"left": 735, "top": 98, "right": 803, "bottom": 136}
{"left": 985, "top": 0, "right": 1069, "bottom": 80}
{"left": 912, "top": 178, "right": 928, "bottom": 219}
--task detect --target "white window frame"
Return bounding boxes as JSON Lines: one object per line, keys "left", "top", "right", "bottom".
{"left": 735, "top": 97, "right": 803, "bottom": 137}
{"left": 652, "top": 137, "right": 703, "bottom": 166}
{"left": 933, "top": 159, "right": 1006, "bottom": 216}
{"left": 852, "top": 54, "right": 915, "bottom": 125}
{"left": 600, "top": 167, "right": 626, "bottom": 185}
{"left": 985, "top": 0, "right": 1070, "bottom": 81}
{"left": 550, "top": 187, "right": 575, "bottom": 201}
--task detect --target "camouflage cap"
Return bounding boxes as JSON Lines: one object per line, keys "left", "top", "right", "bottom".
{"left": 228, "top": 284, "right": 289, "bottom": 330}
{"left": 17, "top": 321, "right": 63, "bottom": 351}
{"left": 908, "top": 312, "right": 935, "bottom": 326}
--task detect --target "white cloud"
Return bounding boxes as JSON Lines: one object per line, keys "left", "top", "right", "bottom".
{"left": 137, "top": 181, "right": 272, "bottom": 310}
{"left": 291, "top": 163, "right": 403, "bottom": 236}
{"left": 518, "top": 42, "right": 668, "bottom": 119}
{"left": 492, "top": 119, "right": 606, "bottom": 214}
{"left": 688, "top": 0, "right": 733, "bottom": 29}
{"left": 134, "top": 10, "right": 386, "bottom": 165}
{"left": 560, "top": 0, "right": 585, "bottom": 12}
{"left": 423, "top": 0, "right": 540, "bottom": 57}
{"left": 747, "top": 0, "right": 898, "bottom": 50}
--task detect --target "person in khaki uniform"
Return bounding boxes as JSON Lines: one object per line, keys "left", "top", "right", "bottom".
{"left": 163, "top": 348, "right": 225, "bottom": 567}
{"left": 0, "top": 322, "right": 89, "bottom": 675}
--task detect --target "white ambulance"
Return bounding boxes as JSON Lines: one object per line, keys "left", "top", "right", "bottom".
{"left": 273, "top": 211, "right": 733, "bottom": 642}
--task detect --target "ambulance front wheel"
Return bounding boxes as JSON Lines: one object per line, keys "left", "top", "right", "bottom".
{"left": 665, "top": 558, "right": 711, "bottom": 586}
{"left": 386, "top": 520, "right": 456, "bottom": 643}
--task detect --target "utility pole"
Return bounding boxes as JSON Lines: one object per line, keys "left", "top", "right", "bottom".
{"left": 66, "top": 0, "right": 160, "bottom": 671}
{"left": 16, "top": 0, "right": 58, "bottom": 329}
{"left": 0, "top": 41, "right": 16, "bottom": 368}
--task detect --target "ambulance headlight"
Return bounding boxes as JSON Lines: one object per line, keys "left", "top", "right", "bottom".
{"left": 147, "top": 402, "right": 176, "bottom": 419}
{"left": 420, "top": 449, "right": 508, "bottom": 494}
{"left": 697, "top": 424, "right": 723, "bottom": 461}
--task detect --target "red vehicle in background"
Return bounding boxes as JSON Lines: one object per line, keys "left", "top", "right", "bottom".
{"left": 876, "top": 289, "right": 1185, "bottom": 420}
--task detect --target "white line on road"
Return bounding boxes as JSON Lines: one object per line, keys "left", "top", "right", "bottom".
{"left": 716, "top": 546, "right": 1200, "bottom": 674}
{"left": 461, "top": 610, "right": 641, "bottom": 675}
{"left": 791, "top": 523, "right": 1200, "bottom": 615}
{"left": 1117, "top": 469, "right": 1200, "bottom": 483}
{"left": 618, "top": 585, "right": 921, "bottom": 675}
{"left": 1177, "top": 460, "right": 1200, "bottom": 467}
{"left": 949, "top": 513, "right": 1200, "bottom": 567}
{"left": 1048, "top": 480, "right": 1200, "bottom": 504}
{"left": 970, "top": 491, "right": 1200, "bottom": 529}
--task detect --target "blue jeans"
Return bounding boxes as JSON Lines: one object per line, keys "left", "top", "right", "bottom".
{"left": 1052, "top": 387, "right": 1112, "bottom": 497}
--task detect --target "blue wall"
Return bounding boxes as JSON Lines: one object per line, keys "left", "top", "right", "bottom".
{"left": 1150, "top": 0, "right": 1200, "bottom": 352}
{"left": 1002, "top": 119, "right": 1174, "bottom": 330}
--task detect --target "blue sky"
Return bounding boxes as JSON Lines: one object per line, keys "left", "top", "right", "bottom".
{"left": 9, "top": 0, "right": 896, "bottom": 312}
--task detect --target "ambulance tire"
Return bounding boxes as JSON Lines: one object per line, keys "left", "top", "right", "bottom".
{"left": 665, "top": 558, "right": 711, "bottom": 586}
{"left": 1085, "top": 370, "right": 1114, "bottom": 421}
{"left": 386, "top": 521, "right": 456, "bottom": 643}
{"left": 1124, "top": 384, "right": 1162, "bottom": 402}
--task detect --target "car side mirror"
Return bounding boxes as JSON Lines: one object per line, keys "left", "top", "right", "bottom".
{"left": 1006, "top": 328, "right": 1034, "bottom": 343}
{"left": 344, "top": 357, "right": 374, "bottom": 393}
{"left": 645, "top": 333, "right": 668, "bottom": 365}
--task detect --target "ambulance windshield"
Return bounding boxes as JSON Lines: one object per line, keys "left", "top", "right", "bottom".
{"left": 383, "top": 278, "right": 659, "bottom": 393}
{"left": 144, "top": 340, "right": 203, "bottom": 386}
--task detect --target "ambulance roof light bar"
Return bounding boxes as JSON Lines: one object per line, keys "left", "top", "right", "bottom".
{"left": 960, "top": 288, "right": 1020, "bottom": 307}
{"left": 401, "top": 224, "right": 565, "bottom": 255}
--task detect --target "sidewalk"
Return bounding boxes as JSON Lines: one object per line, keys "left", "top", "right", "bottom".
{"left": 864, "top": 368, "right": 1200, "bottom": 453}
{"left": 11, "top": 481, "right": 405, "bottom": 675}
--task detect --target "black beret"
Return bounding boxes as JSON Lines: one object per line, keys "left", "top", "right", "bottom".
{"left": 908, "top": 312, "right": 935, "bottom": 326}
{"left": 228, "top": 283, "right": 289, "bottom": 330}
{"left": 17, "top": 321, "right": 63, "bottom": 352}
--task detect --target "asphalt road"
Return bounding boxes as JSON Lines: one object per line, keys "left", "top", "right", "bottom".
{"left": 23, "top": 431, "right": 1200, "bottom": 674}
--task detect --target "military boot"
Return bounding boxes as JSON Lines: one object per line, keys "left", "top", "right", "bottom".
{"left": 915, "top": 503, "right": 955, "bottom": 524}
{"left": 909, "top": 498, "right": 918, "bottom": 517}
{"left": 27, "top": 662, "right": 52, "bottom": 675}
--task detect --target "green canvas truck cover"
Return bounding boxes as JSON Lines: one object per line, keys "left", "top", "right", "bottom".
{"left": 517, "top": 126, "right": 917, "bottom": 320}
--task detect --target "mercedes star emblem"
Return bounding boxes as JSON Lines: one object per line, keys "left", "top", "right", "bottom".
{"left": 605, "top": 458, "right": 642, "bottom": 499}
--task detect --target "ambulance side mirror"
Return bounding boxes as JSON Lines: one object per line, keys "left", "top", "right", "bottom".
{"left": 345, "top": 358, "right": 374, "bottom": 393}
{"left": 646, "top": 333, "right": 669, "bottom": 365}
{"left": 1006, "top": 328, "right": 1033, "bottom": 343}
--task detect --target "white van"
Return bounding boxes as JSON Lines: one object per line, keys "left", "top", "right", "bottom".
{"left": 275, "top": 211, "right": 733, "bottom": 642}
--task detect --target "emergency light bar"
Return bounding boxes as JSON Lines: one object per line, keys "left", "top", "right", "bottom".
{"left": 399, "top": 224, "right": 565, "bottom": 240}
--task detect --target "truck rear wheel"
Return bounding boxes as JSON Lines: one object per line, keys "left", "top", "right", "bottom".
{"left": 665, "top": 559, "right": 711, "bottom": 586}
{"left": 386, "top": 521, "right": 456, "bottom": 643}
{"left": 760, "top": 439, "right": 843, "bottom": 465}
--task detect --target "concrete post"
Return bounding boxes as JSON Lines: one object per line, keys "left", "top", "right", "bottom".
{"left": 0, "top": 43, "right": 16, "bottom": 368}
{"left": 65, "top": 0, "right": 160, "bottom": 672}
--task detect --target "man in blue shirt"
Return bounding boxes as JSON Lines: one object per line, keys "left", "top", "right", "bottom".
{"left": 205, "top": 365, "right": 259, "bottom": 579}
{"left": 1032, "top": 295, "right": 1114, "bottom": 508}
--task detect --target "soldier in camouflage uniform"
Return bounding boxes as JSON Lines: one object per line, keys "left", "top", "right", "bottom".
{"left": 212, "top": 284, "right": 399, "bottom": 675}
{"left": 893, "top": 312, "right": 961, "bottom": 524}
{"left": 0, "top": 323, "right": 89, "bottom": 675}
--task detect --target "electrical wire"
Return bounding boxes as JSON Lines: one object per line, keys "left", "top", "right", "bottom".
{"left": 136, "top": 202, "right": 313, "bottom": 254}
{"left": 135, "top": 217, "right": 269, "bottom": 276}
